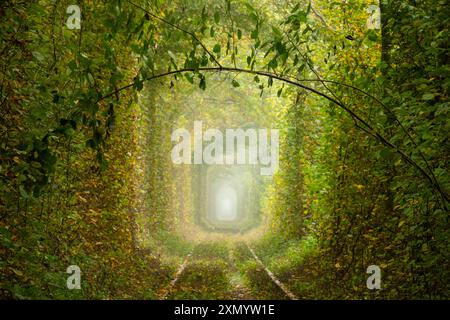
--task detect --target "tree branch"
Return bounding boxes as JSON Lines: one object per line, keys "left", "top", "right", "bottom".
{"left": 310, "top": 0, "right": 335, "bottom": 32}
{"left": 97, "top": 66, "right": 449, "bottom": 206}
{"left": 127, "top": 0, "right": 222, "bottom": 68}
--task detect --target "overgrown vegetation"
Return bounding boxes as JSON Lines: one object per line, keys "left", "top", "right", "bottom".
{"left": 1, "top": 0, "right": 448, "bottom": 299}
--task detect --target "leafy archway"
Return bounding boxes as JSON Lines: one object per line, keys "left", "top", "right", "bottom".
{"left": 1, "top": 0, "right": 448, "bottom": 300}
{"left": 96, "top": 0, "right": 448, "bottom": 207}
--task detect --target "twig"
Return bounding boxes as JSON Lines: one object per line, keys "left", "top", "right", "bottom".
{"left": 127, "top": 0, "right": 222, "bottom": 68}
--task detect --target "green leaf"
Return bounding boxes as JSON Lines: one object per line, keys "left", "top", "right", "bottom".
{"left": 19, "top": 185, "right": 29, "bottom": 199}
{"left": 168, "top": 50, "right": 177, "bottom": 62}
{"left": 214, "top": 11, "right": 220, "bottom": 23}
{"left": 185, "top": 73, "right": 194, "bottom": 84}
{"left": 268, "top": 58, "right": 278, "bottom": 70}
{"left": 134, "top": 78, "right": 144, "bottom": 91}
{"left": 231, "top": 79, "right": 240, "bottom": 87}
{"left": 244, "top": 3, "right": 256, "bottom": 13}
{"left": 367, "top": 31, "right": 378, "bottom": 42}
{"left": 68, "top": 60, "right": 78, "bottom": 71}
{"left": 422, "top": 93, "right": 435, "bottom": 100}
{"left": 213, "top": 44, "right": 221, "bottom": 53}
{"left": 379, "top": 148, "right": 393, "bottom": 159}
{"left": 277, "top": 87, "right": 283, "bottom": 97}
{"left": 272, "top": 26, "right": 282, "bottom": 38}
{"left": 199, "top": 76, "right": 206, "bottom": 90}
{"left": 32, "top": 51, "right": 45, "bottom": 62}
{"left": 200, "top": 55, "right": 208, "bottom": 66}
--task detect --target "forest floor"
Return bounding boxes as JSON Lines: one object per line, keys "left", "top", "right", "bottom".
{"left": 157, "top": 242, "right": 289, "bottom": 300}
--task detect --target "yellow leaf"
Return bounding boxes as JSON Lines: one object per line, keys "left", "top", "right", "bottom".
{"left": 10, "top": 268, "right": 23, "bottom": 276}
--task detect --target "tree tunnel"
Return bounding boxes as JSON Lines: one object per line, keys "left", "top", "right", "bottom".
{"left": 2, "top": 0, "right": 449, "bottom": 301}
{"left": 193, "top": 163, "right": 262, "bottom": 233}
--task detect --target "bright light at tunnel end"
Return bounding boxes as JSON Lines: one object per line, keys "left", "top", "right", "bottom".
{"left": 215, "top": 184, "right": 238, "bottom": 222}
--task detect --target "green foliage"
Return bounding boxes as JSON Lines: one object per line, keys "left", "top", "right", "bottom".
{"left": 192, "top": 242, "right": 229, "bottom": 260}
{"left": 240, "top": 260, "right": 286, "bottom": 299}
{"left": 169, "top": 259, "right": 230, "bottom": 299}
{"left": 0, "top": 0, "right": 448, "bottom": 300}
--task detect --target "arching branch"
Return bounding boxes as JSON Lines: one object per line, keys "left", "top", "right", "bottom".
{"left": 97, "top": 66, "right": 449, "bottom": 206}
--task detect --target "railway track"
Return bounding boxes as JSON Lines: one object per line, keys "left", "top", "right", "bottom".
{"left": 159, "top": 243, "right": 298, "bottom": 300}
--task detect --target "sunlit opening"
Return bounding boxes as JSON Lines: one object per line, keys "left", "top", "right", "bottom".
{"left": 214, "top": 185, "right": 237, "bottom": 221}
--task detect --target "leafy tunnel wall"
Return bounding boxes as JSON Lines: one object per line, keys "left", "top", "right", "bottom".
{"left": 1, "top": 0, "right": 448, "bottom": 300}
{"left": 133, "top": 73, "right": 281, "bottom": 246}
